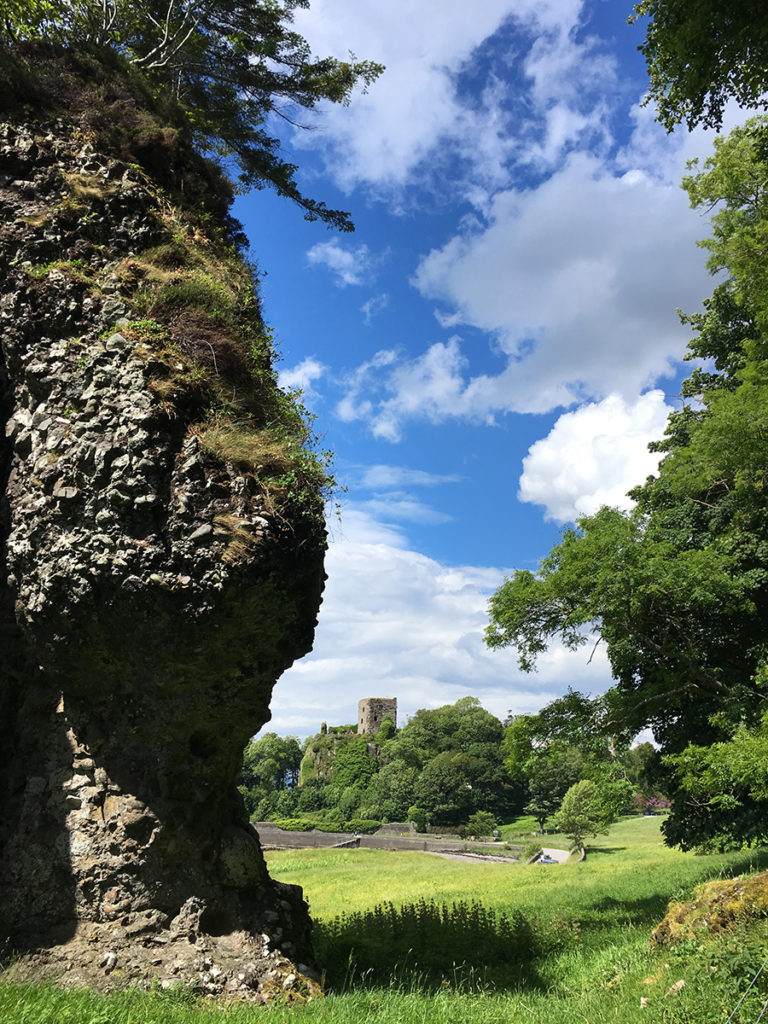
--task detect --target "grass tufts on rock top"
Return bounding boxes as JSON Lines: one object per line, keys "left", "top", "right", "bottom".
{"left": 122, "top": 234, "right": 333, "bottom": 522}
{"left": 2, "top": 45, "right": 332, "bottom": 531}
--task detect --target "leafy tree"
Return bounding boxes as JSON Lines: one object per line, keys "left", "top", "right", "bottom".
{"left": 502, "top": 714, "right": 539, "bottom": 783}
{"left": 524, "top": 746, "right": 583, "bottom": 831}
{"left": 664, "top": 713, "right": 768, "bottom": 851}
{"left": 253, "top": 793, "right": 278, "bottom": 820}
{"left": 369, "top": 759, "right": 419, "bottom": 822}
{"left": 466, "top": 811, "right": 496, "bottom": 837}
{"left": 295, "top": 777, "right": 329, "bottom": 813}
{"left": 241, "top": 732, "right": 302, "bottom": 789}
{"left": 501, "top": 691, "right": 629, "bottom": 830}
{"left": 378, "top": 716, "right": 396, "bottom": 742}
{"left": 619, "top": 741, "right": 663, "bottom": 801}
{"left": 552, "top": 780, "right": 611, "bottom": 855}
{"left": 337, "top": 785, "right": 362, "bottom": 819}
{"left": 414, "top": 751, "right": 475, "bottom": 828}
{"left": 3, "top": 0, "right": 383, "bottom": 229}
{"left": 586, "top": 764, "right": 635, "bottom": 819}
{"left": 274, "top": 788, "right": 298, "bottom": 817}
{"left": 631, "top": 0, "right": 768, "bottom": 131}
{"left": 386, "top": 697, "right": 496, "bottom": 765}
{"left": 407, "top": 805, "right": 427, "bottom": 832}
{"left": 382, "top": 697, "right": 517, "bottom": 823}
{"left": 486, "top": 118, "right": 768, "bottom": 850}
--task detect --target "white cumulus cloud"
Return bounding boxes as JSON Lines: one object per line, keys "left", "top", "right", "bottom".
{"left": 518, "top": 390, "right": 671, "bottom": 523}
{"left": 413, "top": 152, "right": 710, "bottom": 410}
{"left": 278, "top": 357, "right": 327, "bottom": 401}
{"left": 289, "top": 0, "right": 608, "bottom": 194}
{"left": 264, "top": 506, "right": 614, "bottom": 738}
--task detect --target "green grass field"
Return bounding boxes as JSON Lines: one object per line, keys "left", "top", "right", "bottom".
{"left": 2, "top": 817, "right": 768, "bottom": 1023}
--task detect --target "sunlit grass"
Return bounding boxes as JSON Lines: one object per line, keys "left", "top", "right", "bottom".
{"left": 266, "top": 816, "right": 764, "bottom": 928}
{"left": 3, "top": 817, "right": 768, "bottom": 1024}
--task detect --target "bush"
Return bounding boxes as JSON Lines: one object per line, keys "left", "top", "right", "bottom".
{"left": 343, "top": 818, "right": 381, "bottom": 834}
{"left": 313, "top": 812, "right": 344, "bottom": 833}
{"left": 408, "top": 805, "right": 428, "bottom": 832}
{"left": 522, "top": 841, "right": 543, "bottom": 860}
{"left": 467, "top": 811, "right": 496, "bottom": 837}
{"left": 253, "top": 794, "right": 278, "bottom": 821}
{"left": 378, "top": 716, "right": 396, "bottom": 741}
{"left": 272, "top": 818, "right": 314, "bottom": 832}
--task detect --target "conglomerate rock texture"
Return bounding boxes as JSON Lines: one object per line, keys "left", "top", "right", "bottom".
{"left": 0, "top": 62, "right": 325, "bottom": 1001}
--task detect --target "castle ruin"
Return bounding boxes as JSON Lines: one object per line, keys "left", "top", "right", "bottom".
{"left": 358, "top": 697, "right": 397, "bottom": 735}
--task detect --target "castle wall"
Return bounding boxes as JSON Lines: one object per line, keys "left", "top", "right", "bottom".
{"left": 358, "top": 697, "right": 397, "bottom": 735}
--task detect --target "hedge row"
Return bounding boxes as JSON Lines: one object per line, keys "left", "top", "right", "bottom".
{"left": 270, "top": 817, "right": 382, "bottom": 834}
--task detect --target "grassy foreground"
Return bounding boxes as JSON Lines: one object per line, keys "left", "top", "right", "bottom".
{"left": 3, "top": 817, "right": 768, "bottom": 1023}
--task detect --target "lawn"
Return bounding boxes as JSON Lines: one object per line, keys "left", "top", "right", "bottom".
{"left": 266, "top": 815, "right": 763, "bottom": 925}
{"left": 2, "top": 816, "right": 768, "bottom": 1023}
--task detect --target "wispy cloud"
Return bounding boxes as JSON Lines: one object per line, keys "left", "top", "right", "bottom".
{"left": 307, "top": 239, "right": 372, "bottom": 287}
{"left": 361, "top": 292, "right": 389, "bottom": 324}
{"left": 358, "top": 464, "right": 461, "bottom": 489}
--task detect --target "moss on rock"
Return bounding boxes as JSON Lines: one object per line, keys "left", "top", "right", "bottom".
{"left": 652, "top": 871, "right": 768, "bottom": 946}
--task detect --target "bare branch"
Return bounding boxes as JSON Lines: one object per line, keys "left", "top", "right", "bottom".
{"left": 586, "top": 636, "right": 601, "bottom": 665}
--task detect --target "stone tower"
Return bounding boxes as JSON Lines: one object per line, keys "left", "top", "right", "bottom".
{"left": 358, "top": 697, "right": 397, "bottom": 735}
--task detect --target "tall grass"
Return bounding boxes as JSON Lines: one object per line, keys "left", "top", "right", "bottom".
{"left": 316, "top": 897, "right": 557, "bottom": 991}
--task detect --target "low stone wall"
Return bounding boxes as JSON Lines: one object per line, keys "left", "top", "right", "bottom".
{"left": 375, "top": 822, "right": 414, "bottom": 835}
{"left": 253, "top": 823, "right": 523, "bottom": 857}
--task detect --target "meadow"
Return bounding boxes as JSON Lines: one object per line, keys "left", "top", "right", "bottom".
{"left": 2, "top": 816, "right": 768, "bottom": 1023}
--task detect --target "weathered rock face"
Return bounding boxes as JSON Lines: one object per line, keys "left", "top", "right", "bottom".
{"left": 651, "top": 871, "right": 768, "bottom": 947}
{"left": 0, "top": 107, "right": 325, "bottom": 1000}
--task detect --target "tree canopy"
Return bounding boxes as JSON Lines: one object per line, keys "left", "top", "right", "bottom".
{"left": 632, "top": 0, "right": 768, "bottom": 131}
{"left": 238, "top": 732, "right": 303, "bottom": 817}
{"left": 502, "top": 691, "right": 638, "bottom": 831}
{"left": 3, "top": 0, "right": 383, "bottom": 229}
{"left": 486, "top": 117, "right": 768, "bottom": 850}
{"left": 552, "top": 780, "right": 614, "bottom": 855}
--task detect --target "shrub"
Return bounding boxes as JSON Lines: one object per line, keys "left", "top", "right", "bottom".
{"left": 408, "top": 805, "right": 428, "bottom": 832}
{"left": 271, "top": 818, "right": 314, "bottom": 832}
{"left": 343, "top": 818, "right": 381, "bottom": 834}
{"left": 314, "top": 821, "right": 345, "bottom": 833}
{"left": 467, "top": 811, "right": 496, "bottom": 837}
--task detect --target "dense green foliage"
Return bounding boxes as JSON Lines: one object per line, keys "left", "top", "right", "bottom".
{"left": 317, "top": 898, "right": 540, "bottom": 991}
{"left": 242, "top": 694, "right": 654, "bottom": 834}
{"left": 551, "top": 780, "right": 611, "bottom": 852}
{"left": 2, "top": 0, "right": 382, "bottom": 228}
{"left": 632, "top": 0, "right": 768, "bottom": 131}
{"left": 238, "top": 732, "right": 302, "bottom": 818}
{"left": 503, "top": 691, "right": 648, "bottom": 831}
{"left": 486, "top": 118, "right": 768, "bottom": 852}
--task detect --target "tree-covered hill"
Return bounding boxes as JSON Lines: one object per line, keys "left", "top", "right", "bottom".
{"left": 240, "top": 694, "right": 658, "bottom": 836}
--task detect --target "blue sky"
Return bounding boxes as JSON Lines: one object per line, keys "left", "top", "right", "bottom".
{"left": 240, "top": 0, "right": 744, "bottom": 739}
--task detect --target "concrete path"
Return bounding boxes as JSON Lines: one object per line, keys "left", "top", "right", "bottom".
{"left": 423, "top": 850, "right": 520, "bottom": 864}
{"left": 539, "top": 846, "right": 570, "bottom": 863}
